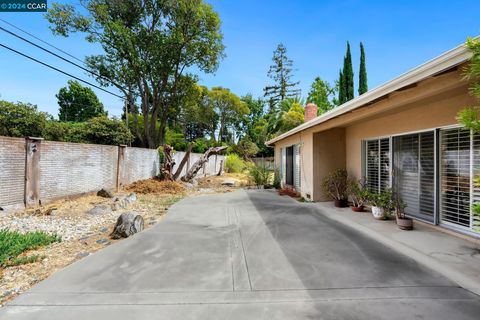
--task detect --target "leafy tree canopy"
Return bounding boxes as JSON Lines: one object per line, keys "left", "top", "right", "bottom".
{"left": 46, "top": 0, "right": 225, "bottom": 148}
{"left": 306, "top": 77, "right": 336, "bottom": 115}
{"left": 57, "top": 80, "right": 106, "bottom": 122}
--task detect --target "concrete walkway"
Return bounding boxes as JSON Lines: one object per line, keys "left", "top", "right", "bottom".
{"left": 1, "top": 190, "right": 479, "bottom": 319}
{"left": 315, "top": 201, "right": 480, "bottom": 296}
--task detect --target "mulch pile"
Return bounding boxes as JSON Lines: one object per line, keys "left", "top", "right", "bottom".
{"left": 126, "top": 178, "right": 186, "bottom": 195}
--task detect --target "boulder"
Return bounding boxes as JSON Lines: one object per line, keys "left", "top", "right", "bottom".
{"left": 97, "top": 188, "right": 114, "bottom": 198}
{"left": 87, "top": 204, "right": 112, "bottom": 215}
{"left": 110, "top": 212, "right": 144, "bottom": 239}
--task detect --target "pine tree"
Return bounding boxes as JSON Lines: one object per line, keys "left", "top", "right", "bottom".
{"left": 264, "top": 43, "right": 301, "bottom": 111}
{"left": 358, "top": 42, "right": 368, "bottom": 95}
{"left": 338, "top": 69, "right": 345, "bottom": 105}
{"left": 343, "top": 41, "right": 354, "bottom": 101}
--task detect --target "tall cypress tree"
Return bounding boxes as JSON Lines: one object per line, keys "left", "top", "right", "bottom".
{"left": 343, "top": 41, "right": 354, "bottom": 101}
{"left": 338, "top": 69, "right": 345, "bottom": 105}
{"left": 358, "top": 42, "right": 368, "bottom": 95}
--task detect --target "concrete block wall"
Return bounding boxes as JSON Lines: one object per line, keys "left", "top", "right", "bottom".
{"left": 121, "top": 147, "right": 160, "bottom": 186}
{"left": 0, "top": 136, "right": 225, "bottom": 211}
{"left": 40, "top": 141, "right": 118, "bottom": 201}
{"left": 0, "top": 137, "right": 26, "bottom": 210}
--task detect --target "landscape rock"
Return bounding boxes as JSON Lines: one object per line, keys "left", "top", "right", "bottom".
{"left": 76, "top": 252, "right": 90, "bottom": 258}
{"left": 111, "top": 193, "right": 137, "bottom": 211}
{"left": 96, "top": 238, "right": 110, "bottom": 245}
{"left": 221, "top": 179, "right": 236, "bottom": 186}
{"left": 97, "top": 188, "right": 114, "bottom": 198}
{"left": 100, "top": 227, "right": 108, "bottom": 233}
{"left": 110, "top": 212, "right": 144, "bottom": 239}
{"left": 87, "top": 204, "right": 112, "bottom": 215}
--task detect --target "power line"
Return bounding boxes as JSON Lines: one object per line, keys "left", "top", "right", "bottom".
{"left": 0, "top": 18, "right": 84, "bottom": 64}
{"left": 0, "top": 25, "right": 127, "bottom": 93}
{"left": 0, "top": 42, "right": 125, "bottom": 99}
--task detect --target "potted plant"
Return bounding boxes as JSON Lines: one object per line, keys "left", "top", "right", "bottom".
{"left": 394, "top": 193, "right": 413, "bottom": 230}
{"left": 347, "top": 178, "right": 368, "bottom": 212}
{"left": 322, "top": 169, "right": 349, "bottom": 207}
{"left": 367, "top": 189, "right": 393, "bottom": 220}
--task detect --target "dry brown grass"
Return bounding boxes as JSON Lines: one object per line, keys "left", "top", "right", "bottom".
{"left": 126, "top": 178, "right": 186, "bottom": 194}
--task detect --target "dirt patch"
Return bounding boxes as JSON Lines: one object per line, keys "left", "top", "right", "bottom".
{"left": 126, "top": 178, "right": 186, "bottom": 195}
{"left": 196, "top": 173, "right": 250, "bottom": 189}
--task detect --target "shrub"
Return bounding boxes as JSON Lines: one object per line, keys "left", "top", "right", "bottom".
{"left": 224, "top": 154, "right": 246, "bottom": 173}
{"left": 248, "top": 163, "right": 270, "bottom": 186}
{"left": 0, "top": 100, "right": 49, "bottom": 137}
{"left": 82, "top": 116, "right": 133, "bottom": 145}
{"left": 322, "top": 169, "right": 349, "bottom": 200}
{"left": 347, "top": 178, "right": 369, "bottom": 207}
{"left": 0, "top": 229, "right": 60, "bottom": 267}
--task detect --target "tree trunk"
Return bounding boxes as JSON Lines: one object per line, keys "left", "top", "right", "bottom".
{"left": 110, "top": 212, "right": 144, "bottom": 239}
{"left": 181, "top": 146, "right": 227, "bottom": 182}
{"left": 173, "top": 143, "right": 193, "bottom": 181}
{"left": 160, "top": 145, "right": 175, "bottom": 180}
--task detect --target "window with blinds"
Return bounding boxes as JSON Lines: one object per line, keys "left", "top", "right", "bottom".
{"left": 440, "top": 128, "right": 471, "bottom": 228}
{"left": 393, "top": 131, "right": 435, "bottom": 222}
{"left": 365, "top": 138, "right": 390, "bottom": 193}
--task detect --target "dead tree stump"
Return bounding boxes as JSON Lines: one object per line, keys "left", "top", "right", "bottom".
{"left": 181, "top": 146, "right": 227, "bottom": 182}
{"left": 110, "top": 212, "right": 144, "bottom": 239}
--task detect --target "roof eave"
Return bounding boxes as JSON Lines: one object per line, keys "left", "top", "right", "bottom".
{"left": 266, "top": 43, "right": 471, "bottom": 146}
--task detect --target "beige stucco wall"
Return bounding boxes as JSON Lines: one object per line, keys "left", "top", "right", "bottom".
{"left": 312, "top": 128, "right": 346, "bottom": 201}
{"left": 271, "top": 65, "right": 476, "bottom": 202}
{"left": 274, "top": 127, "right": 315, "bottom": 199}
{"left": 345, "top": 86, "right": 476, "bottom": 180}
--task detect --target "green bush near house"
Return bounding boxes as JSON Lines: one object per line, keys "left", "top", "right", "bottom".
{"left": 248, "top": 163, "right": 271, "bottom": 187}
{"left": 224, "top": 154, "right": 246, "bottom": 173}
{"left": 0, "top": 229, "right": 61, "bottom": 267}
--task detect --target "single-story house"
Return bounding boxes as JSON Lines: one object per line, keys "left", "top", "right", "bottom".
{"left": 266, "top": 42, "right": 480, "bottom": 237}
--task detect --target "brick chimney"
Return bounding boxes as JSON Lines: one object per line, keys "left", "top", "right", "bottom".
{"left": 304, "top": 103, "right": 318, "bottom": 122}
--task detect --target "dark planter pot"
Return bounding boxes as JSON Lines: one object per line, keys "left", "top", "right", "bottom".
{"left": 351, "top": 205, "right": 364, "bottom": 212}
{"left": 334, "top": 199, "right": 348, "bottom": 208}
{"left": 396, "top": 216, "right": 414, "bottom": 230}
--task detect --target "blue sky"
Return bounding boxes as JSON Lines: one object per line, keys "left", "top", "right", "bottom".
{"left": 0, "top": 0, "right": 479, "bottom": 118}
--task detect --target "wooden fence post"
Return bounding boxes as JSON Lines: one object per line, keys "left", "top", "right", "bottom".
{"left": 25, "top": 137, "right": 43, "bottom": 207}
{"left": 117, "top": 145, "right": 127, "bottom": 191}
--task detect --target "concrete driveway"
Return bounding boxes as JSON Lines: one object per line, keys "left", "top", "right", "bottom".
{"left": 2, "top": 190, "right": 480, "bottom": 319}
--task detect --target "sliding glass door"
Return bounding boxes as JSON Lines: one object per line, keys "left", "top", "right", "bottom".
{"left": 393, "top": 131, "right": 435, "bottom": 222}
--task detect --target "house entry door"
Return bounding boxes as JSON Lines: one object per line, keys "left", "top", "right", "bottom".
{"left": 393, "top": 131, "right": 435, "bottom": 222}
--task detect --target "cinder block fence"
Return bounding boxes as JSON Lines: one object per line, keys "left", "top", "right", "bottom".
{"left": 0, "top": 136, "right": 224, "bottom": 212}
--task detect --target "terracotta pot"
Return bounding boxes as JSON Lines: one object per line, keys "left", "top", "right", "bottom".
{"left": 351, "top": 205, "right": 364, "bottom": 212}
{"left": 396, "top": 216, "right": 413, "bottom": 230}
{"left": 371, "top": 206, "right": 385, "bottom": 219}
{"left": 334, "top": 199, "right": 348, "bottom": 208}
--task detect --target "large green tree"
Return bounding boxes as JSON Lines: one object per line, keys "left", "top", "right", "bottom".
{"left": 46, "top": 0, "right": 225, "bottom": 148}
{"left": 57, "top": 80, "right": 106, "bottom": 122}
{"left": 209, "top": 87, "right": 249, "bottom": 143}
{"left": 306, "top": 77, "right": 336, "bottom": 114}
{"left": 358, "top": 42, "right": 368, "bottom": 95}
{"left": 264, "top": 43, "right": 301, "bottom": 111}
